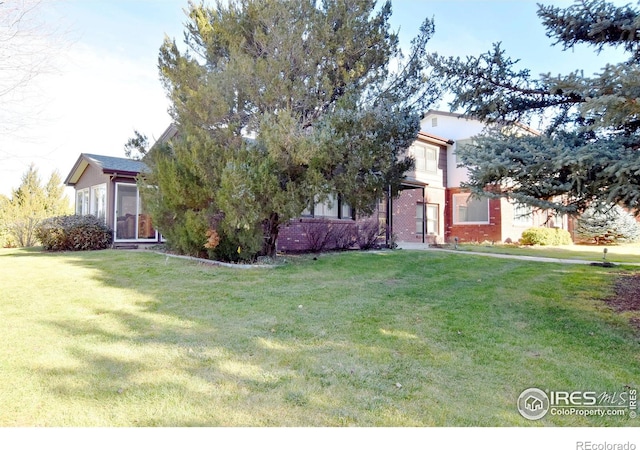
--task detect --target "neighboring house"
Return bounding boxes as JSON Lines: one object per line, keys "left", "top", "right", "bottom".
{"left": 280, "top": 110, "right": 573, "bottom": 249}
{"left": 380, "top": 110, "right": 573, "bottom": 245}
{"left": 65, "top": 110, "right": 572, "bottom": 250}
{"left": 64, "top": 153, "right": 162, "bottom": 244}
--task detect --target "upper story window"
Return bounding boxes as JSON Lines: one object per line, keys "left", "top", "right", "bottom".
{"left": 413, "top": 144, "right": 437, "bottom": 173}
{"left": 453, "top": 193, "right": 489, "bottom": 224}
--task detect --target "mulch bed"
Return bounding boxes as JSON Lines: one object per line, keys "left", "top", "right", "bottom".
{"left": 604, "top": 273, "right": 640, "bottom": 331}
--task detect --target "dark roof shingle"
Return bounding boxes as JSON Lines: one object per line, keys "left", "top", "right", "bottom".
{"left": 83, "top": 153, "right": 149, "bottom": 174}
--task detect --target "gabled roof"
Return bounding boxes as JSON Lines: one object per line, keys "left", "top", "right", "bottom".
{"left": 64, "top": 153, "right": 149, "bottom": 186}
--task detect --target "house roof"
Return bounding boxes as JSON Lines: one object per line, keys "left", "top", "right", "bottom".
{"left": 64, "top": 153, "right": 149, "bottom": 186}
{"left": 417, "top": 130, "right": 454, "bottom": 146}
{"left": 152, "top": 123, "right": 179, "bottom": 149}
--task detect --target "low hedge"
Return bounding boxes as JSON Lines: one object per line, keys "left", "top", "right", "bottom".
{"left": 520, "top": 227, "right": 573, "bottom": 246}
{"left": 36, "top": 215, "right": 113, "bottom": 251}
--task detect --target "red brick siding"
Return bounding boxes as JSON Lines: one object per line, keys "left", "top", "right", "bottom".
{"left": 277, "top": 218, "right": 358, "bottom": 252}
{"left": 392, "top": 188, "right": 425, "bottom": 243}
{"left": 445, "top": 188, "right": 503, "bottom": 243}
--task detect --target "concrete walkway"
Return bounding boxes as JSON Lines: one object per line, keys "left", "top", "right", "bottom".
{"left": 396, "top": 242, "right": 640, "bottom": 266}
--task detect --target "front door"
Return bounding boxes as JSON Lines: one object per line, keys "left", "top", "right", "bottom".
{"left": 114, "top": 183, "right": 157, "bottom": 241}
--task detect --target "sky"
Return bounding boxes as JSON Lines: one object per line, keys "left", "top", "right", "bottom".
{"left": 0, "top": 0, "right": 628, "bottom": 197}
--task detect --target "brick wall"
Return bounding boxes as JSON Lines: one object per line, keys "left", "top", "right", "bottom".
{"left": 391, "top": 188, "right": 424, "bottom": 243}
{"left": 445, "top": 188, "right": 503, "bottom": 243}
{"left": 277, "top": 218, "right": 357, "bottom": 252}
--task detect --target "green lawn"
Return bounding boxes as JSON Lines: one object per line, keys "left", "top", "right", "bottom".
{"left": 0, "top": 247, "right": 639, "bottom": 426}
{"left": 458, "top": 242, "right": 640, "bottom": 264}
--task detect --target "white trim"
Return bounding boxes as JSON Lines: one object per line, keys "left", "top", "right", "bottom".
{"left": 76, "top": 188, "right": 89, "bottom": 215}
{"left": 90, "top": 183, "right": 107, "bottom": 223}
{"left": 114, "top": 182, "right": 158, "bottom": 242}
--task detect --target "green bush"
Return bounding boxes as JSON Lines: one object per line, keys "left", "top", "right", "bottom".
{"left": 520, "top": 227, "right": 573, "bottom": 246}
{"left": 36, "top": 215, "right": 113, "bottom": 251}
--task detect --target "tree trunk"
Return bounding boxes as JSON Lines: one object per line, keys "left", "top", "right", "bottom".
{"left": 263, "top": 212, "right": 280, "bottom": 258}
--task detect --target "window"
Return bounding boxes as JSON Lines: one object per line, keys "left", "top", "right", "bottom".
{"left": 513, "top": 203, "right": 533, "bottom": 226}
{"left": 431, "top": 117, "right": 437, "bottom": 127}
{"left": 426, "top": 204, "right": 439, "bottom": 235}
{"left": 314, "top": 194, "right": 339, "bottom": 218}
{"left": 76, "top": 184, "right": 106, "bottom": 222}
{"left": 413, "top": 144, "right": 438, "bottom": 173}
{"left": 453, "top": 193, "right": 489, "bottom": 224}
{"left": 416, "top": 204, "right": 424, "bottom": 235}
{"left": 75, "top": 188, "right": 89, "bottom": 215}
{"left": 305, "top": 194, "right": 353, "bottom": 219}
{"left": 91, "top": 184, "right": 107, "bottom": 223}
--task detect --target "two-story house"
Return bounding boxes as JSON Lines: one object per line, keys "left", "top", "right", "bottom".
{"left": 65, "top": 111, "right": 572, "bottom": 250}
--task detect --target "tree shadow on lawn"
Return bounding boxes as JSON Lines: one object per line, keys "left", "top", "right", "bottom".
{"left": 31, "top": 249, "right": 640, "bottom": 426}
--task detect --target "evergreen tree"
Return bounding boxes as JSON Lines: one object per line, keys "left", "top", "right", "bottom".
{"left": 0, "top": 165, "right": 71, "bottom": 247}
{"left": 428, "top": 0, "right": 640, "bottom": 215}
{"left": 575, "top": 204, "right": 640, "bottom": 244}
{"left": 148, "top": 0, "right": 438, "bottom": 259}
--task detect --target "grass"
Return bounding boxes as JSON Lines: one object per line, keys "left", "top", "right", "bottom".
{"left": 458, "top": 242, "right": 640, "bottom": 264}
{"left": 0, "top": 247, "right": 639, "bottom": 426}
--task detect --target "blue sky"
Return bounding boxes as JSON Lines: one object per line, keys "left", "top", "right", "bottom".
{"left": 0, "top": 0, "right": 627, "bottom": 196}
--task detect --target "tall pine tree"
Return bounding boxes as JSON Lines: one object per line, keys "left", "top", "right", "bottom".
{"left": 428, "top": 0, "right": 640, "bottom": 215}
{"left": 147, "top": 0, "right": 438, "bottom": 260}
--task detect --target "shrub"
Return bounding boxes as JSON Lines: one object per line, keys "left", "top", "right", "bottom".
{"left": 333, "top": 222, "right": 357, "bottom": 250}
{"left": 575, "top": 204, "right": 640, "bottom": 245}
{"left": 356, "top": 218, "right": 384, "bottom": 250}
{"left": 36, "top": 215, "right": 113, "bottom": 251}
{"left": 520, "top": 227, "right": 572, "bottom": 246}
{"left": 209, "top": 226, "right": 263, "bottom": 262}
{"left": 302, "top": 220, "right": 336, "bottom": 253}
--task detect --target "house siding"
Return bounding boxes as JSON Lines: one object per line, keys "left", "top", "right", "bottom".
{"left": 392, "top": 188, "right": 424, "bottom": 243}
{"left": 277, "top": 217, "right": 358, "bottom": 252}
{"left": 445, "top": 187, "right": 503, "bottom": 243}
{"left": 73, "top": 164, "right": 109, "bottom": 191}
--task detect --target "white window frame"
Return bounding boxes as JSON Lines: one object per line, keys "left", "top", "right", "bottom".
{"left": 416, "top": 203, "right": 425, "bottom": 235}
{"left": 453, "top": 193, "right": 490, "bottom": 225}
{"left": 90, "top": 184, "right": 107, "bottom": 223}
{"left": 513, "top": 203, "right": 533, "bottom": 227}
{"left": 413, "top": 144, "right": 438, "bottom": 173}
{"left": 426, "top": 204, "right": 439, "bottom": 235}
{"left": 114, "top": 182, "right": 157, "bottom": 242}
{"left": 76, "top": 188, "right": 89, "bottom": 216}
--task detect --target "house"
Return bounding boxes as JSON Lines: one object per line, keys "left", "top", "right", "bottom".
{"left": 278, "top": 110, "right": 573, "bottom": 250}
{"left": 64, "top": 110, "right": 572, "bottom": 250}
{"left": 64, "top": 153, "right": 162, "bottom": 244}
